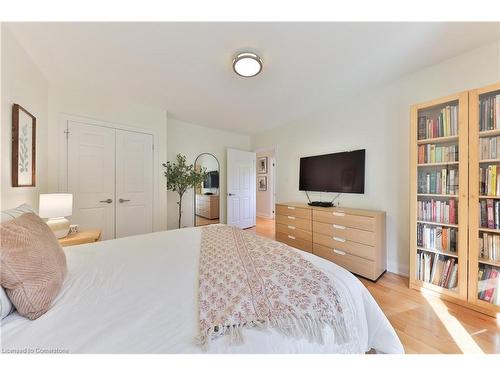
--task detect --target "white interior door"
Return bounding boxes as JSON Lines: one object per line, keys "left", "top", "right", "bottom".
{"left": 67, "top": 121, "right": 116, "bottom": 240}
{"left": 115, "top": 130, "right": 153, "bottom": 238}
{"left": 227, "top": 148, "right": 256, "bottom": 228}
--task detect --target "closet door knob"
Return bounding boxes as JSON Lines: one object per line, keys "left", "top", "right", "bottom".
{"left": 99, "top": 198, "right": 113, "bottom": 203}
{"left": 119, "top": 198, "right": 131, "bottom": 203}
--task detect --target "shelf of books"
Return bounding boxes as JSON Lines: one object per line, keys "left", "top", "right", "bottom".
{"left": 468, "top": 83, "right": 500, "bottom": 314}
{"left": 410, "top": 92, "right": 468, "bottom": 301}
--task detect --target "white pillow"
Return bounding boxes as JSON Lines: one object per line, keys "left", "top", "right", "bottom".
{"left": 0, "top": 287, "right": 14, "bottom": 320}
{"left": 1, "top": 203, "right": 35, "bottom": 319}
{"left": 0, "top": 203, "right": 35, "bottom": 223}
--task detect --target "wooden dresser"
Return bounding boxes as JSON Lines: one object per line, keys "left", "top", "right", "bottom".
{"left": 275, "top": 202, "right": 386, "bottom": 281}
{"left": 196, "top": 194, "right": 219, "bottom": 219}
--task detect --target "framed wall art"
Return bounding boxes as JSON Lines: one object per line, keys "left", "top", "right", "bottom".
{"left": 257, "top": 156, "right": 267, "bottom": 174}
{"left": 258, "top": 175, "right": 267, "bottom": 191}
{"left": 12, "top": 104, "right": 36, "bottom": 187}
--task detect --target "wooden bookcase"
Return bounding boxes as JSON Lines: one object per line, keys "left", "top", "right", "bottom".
{"left": 410, "top": 84, "right": 500, "bottom": 317}
{"left": 468, "top": 82, "right": 500, "bottom": 316}
{"left": 410, "top": 91, "right": 469, "bottom": 303}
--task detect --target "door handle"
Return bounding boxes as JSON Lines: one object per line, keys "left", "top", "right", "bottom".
{"left": 99, "top": 198, "right": 113, "bottom": 203}
{"left": 333, "top": 236, "right": 346, "bottom": 243}
{"left": 333, "top": 249, "right": 346, "bottom": 256}
{"left": 119, "top": 198, "right": 131, "bottom": 203}
{"left": 333, "top": 224, "right": 346, "bottom": 230}
{"left": 228, "top": 193, "right": 234, "bottom": 196}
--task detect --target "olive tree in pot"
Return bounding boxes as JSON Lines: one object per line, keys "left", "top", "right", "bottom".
{"left": 163, "top": 154, "right": 207, "bottom": 229}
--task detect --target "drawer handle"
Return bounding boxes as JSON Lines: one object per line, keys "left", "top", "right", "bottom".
{"left": 333, "top": 236, "right": 346, "bottom": 243}
{"left": 333, "top": 212, "right": 346, "bottom": 217}
{"left": 287, "top": 206, "right": 296, "bottom": 210}
{"left": 287, "top": 235, "right": 296, "bottom": 240}
{"left": 287, "top": 216, "right": 296, "bottom": 220}
{"left": 287, "top": 225, "right": 296, "bottom": 230}
{"left": 333, "top": 224, "right": 345, "bottom": 230}
{"left": 333, "top": 249, "right": 346, "bottom": 256}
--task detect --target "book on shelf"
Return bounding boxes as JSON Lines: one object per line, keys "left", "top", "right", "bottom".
{"left": 479, "top": 232, "right": 500, "bottom": 261}
{"left": 477, "top": 264, "right": 500, "bottom": 305}
{"left": 479, "top": 94, "right": 500, "bottom": 131}
{"left": 417, "top": 223, "right": 457, "bottom": 253}
{"left": 479, "top": 136, "right": 500, "bottom": 160}
{"left": 479, "top": 198, "right": 500, "bottom": 229}
{"left": 418, "top": 168, "right": 458, "bottom": 195}
{"left": 417, "top": 105, "right": 459, "bottom": 140}
{"left": 418, "top": 144, "right": 458, "bottom": 164}
{"left": 479, "top": 165, "right": 500, "bottom": 196}
{"left": 417, "top": 199, "right": 457, "bottom": 224}
{"left": 417, "top": 251, "right": 458, "bottom": 289}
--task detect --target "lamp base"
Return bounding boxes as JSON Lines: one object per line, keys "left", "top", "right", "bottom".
{"left": 46, "top": 217, "right": 70, "bottom": 239}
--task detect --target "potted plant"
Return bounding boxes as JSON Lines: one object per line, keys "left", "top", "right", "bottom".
{"left": 163, "top": 154, "right": 207, "bottom": 229}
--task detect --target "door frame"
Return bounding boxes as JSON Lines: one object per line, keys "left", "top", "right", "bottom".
{"left": 58, "top": 113, "right": 158, "bottom": 231}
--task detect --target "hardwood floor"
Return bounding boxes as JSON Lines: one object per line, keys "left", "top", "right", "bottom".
{"left": 360, "top": 273, "right": 499, "bottom": 354}
{"left": 195, "top": 215, "right": 219, "bottom": 226}
{"left": 246, "top": 217, "right": 500, "bottom": 353}
{"left": 246, "top": 216, "right": 275, "bottom": 239}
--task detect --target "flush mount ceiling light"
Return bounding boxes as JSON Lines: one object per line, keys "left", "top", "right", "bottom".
{"left": 232, "top": 52, "right": 263, "bottom": 77}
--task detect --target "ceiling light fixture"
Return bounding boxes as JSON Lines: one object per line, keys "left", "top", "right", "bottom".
{"left": 232, "top": 52, "right": 263, "bottom": 78}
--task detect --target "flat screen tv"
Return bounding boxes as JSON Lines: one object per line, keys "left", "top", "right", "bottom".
{"left": 299, "top": 149, "right": 365, "bottom": 194}
{"left": 204, "top": 170, "right": 219, "bottom": 189}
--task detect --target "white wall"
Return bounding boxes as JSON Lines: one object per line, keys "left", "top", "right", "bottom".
{"left": 252, "top": 40, "right": 500, "bottom": 276}
{"left": 167, "top": 117, "right": 251, "bottom": 229}
{"left": 47, "top": 87, "right": 168, "bottom": 232}
{"left": 1, "top": 24, "right": 49, "bottom": 212}
{"left": 256, "top": 148, "right": 275, "bottom": 218}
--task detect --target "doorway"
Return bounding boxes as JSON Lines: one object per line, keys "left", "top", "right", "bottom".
{"left": 254, "top": 147, "right": 276, "bottom": 239}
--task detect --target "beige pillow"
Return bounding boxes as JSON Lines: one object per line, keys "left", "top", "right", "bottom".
{"left": 0, "top": 212, "right": 67, "bottom": 319}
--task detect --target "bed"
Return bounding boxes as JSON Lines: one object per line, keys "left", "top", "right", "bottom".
{"left": 0, "top": 226, "right": 403, "bottom": 354}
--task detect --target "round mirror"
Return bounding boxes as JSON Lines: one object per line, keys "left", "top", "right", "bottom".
{"left": 194, "top": 153, "right": 220, "bottom": 226}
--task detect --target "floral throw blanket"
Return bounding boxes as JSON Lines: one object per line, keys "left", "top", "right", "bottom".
{"left": 197, "top": 225, "right": 358, "bottom": 348}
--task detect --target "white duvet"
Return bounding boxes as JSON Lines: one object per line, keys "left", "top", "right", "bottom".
{"left": 0, "top": 227, "right": 403, "bottom": 354}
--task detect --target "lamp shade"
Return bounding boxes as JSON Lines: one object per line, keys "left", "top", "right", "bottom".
{"left": 39, "top": 193, "right": 73, "bottom": 218}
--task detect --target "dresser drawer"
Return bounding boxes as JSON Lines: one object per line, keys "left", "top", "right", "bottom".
{"left": 276, "top": 232, "right": 312, "bottom": 253}
{"left": 313, "top": 221, "right": 375, "bottom": 246}
{"left": 276, "top": 205, "right": 311, "bottom": 220}
{"left": 313, "top": 232, "right": 375, "bottom": 261}
{"left": 313, "top": 243, "right": 375, "bottom": 279}
{"left": 275, "top": 214, "right": 312, "bottom": 231}
{"left": 313, "top": 210, "right": 375, "bottom": 231}
{"left": 276, "top": 223, "right": 312, "bottom": 241}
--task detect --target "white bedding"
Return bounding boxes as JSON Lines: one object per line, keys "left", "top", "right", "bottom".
{"left": 0, "top": 227, "right": 403, "bottom": 354}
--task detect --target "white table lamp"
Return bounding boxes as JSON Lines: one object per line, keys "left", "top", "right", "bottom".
{"left": 39, "top": 193, "right": 73, "bottom": 238}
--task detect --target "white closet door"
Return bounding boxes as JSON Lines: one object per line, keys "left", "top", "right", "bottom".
{"left": 67, "top": 121, "right": 116, "bottom": 240}
{"left": 115, "top": 130, "right": 153, "bottom": 238}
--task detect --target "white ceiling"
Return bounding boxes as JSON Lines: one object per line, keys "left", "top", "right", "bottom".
{"left": 6, "top": 22, "right": 500, "bottom": 134}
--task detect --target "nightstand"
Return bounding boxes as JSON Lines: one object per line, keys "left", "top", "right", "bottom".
{"left": 58, "top": 230, "right": 102, "bottom": 247}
